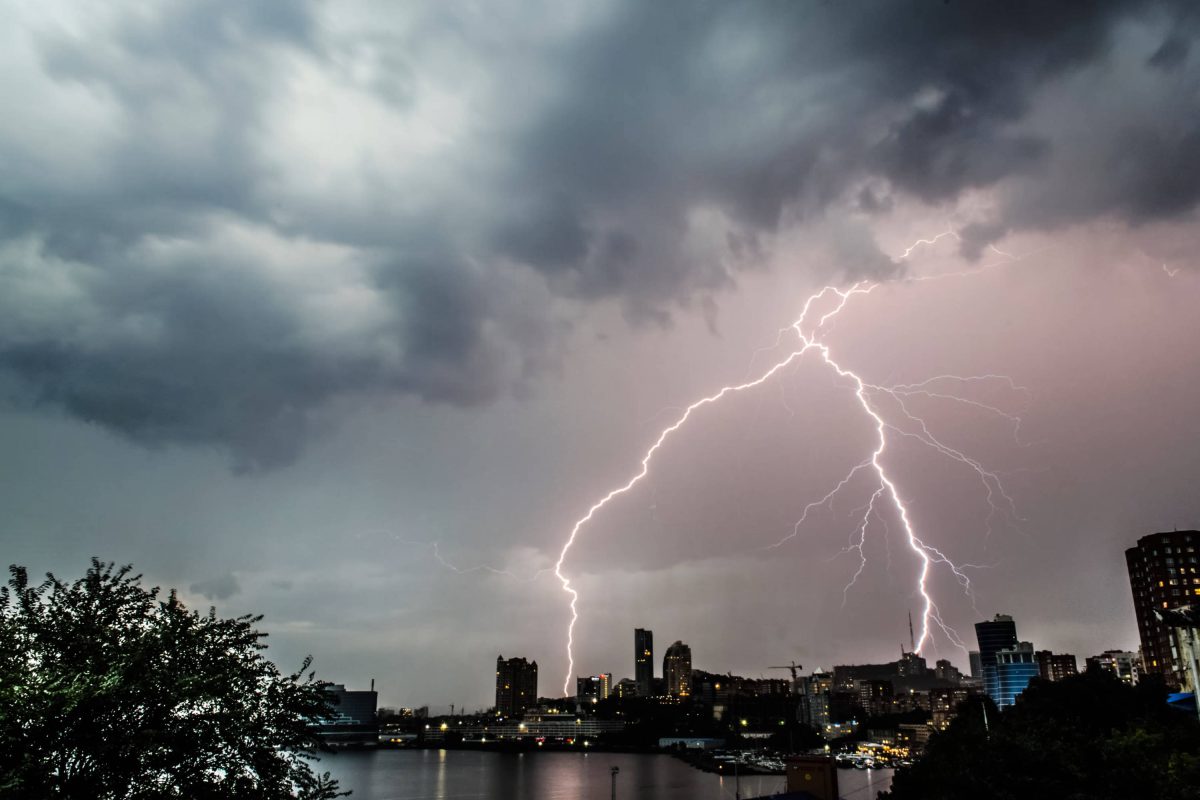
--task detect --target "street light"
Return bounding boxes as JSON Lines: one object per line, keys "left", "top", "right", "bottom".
{"left": 610, "top": 766, "right": 619, "bottom": 800}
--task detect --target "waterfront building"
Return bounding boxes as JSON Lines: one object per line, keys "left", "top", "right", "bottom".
{"left": 993, "top": 642, "right": 1038, "bottom": 707}
{"left": 974, "top": 614, "right": 1019, "bottom": 702}
{"left": 317, "top": 683, "right": 379, "bottom": 744}
{"left": 635, "top": 628, "right": 654, "bottom": 696}
{"left": 495, "top": 655, "right": 537, "bottom": 717}
{"left": 436, "top": 711, "right": 625, "bottom": 743}
{"left": 1085, "top": 650, "right": 1141, "bottom": 686}
{"left": 1035, "top": 651, "right": 1079, "bottom": 682}
{"left": 576, "top": 673, "right": 611, "bottom": 705}
{"left": 1126, "top": 530, "right": 1200, "bottom": 690}
{"left": 663, "top": 640, "right": 693, "bottom": 697}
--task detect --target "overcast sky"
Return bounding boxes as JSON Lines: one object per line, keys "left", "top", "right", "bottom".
{"left": 2, "top": 0, "right": 1199, "bottom": 710}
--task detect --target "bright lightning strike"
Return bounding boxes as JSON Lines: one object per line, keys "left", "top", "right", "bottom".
{"left": 553, "top": 234, "right": 1025, "bottom": 694}
{"left": 552, "top": 347, "right": 811, "bottom": 694}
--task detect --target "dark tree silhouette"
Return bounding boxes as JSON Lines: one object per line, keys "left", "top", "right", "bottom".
{"left": 0, "top": 560, "right": 346, "bottom": 799}
{"left": 882, "top": 670, "right": 1200, "bottom": 800}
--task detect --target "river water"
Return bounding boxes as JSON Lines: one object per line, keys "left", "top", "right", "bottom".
{"left": 322, "top": 749, "right": 893, "bottom": 800}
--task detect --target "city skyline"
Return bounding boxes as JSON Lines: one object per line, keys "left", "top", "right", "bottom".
{"left": 1, "top": 2, "right": 1199, "bottom": 712}
{"left": 483, "top": 595, "right": 1147, "bottom": 714}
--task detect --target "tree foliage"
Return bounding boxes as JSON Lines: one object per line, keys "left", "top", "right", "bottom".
{"left": 882, "top": 670, "right": 1200, "bottom": 800}
{"left": 0, "top": 559, "right": 346, "bottom": 799}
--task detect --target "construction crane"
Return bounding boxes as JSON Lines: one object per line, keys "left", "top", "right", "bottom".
{"left": 768, "top": 661, "right": 803, "bottom": 684}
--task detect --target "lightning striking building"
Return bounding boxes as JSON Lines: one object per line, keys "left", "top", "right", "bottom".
{"left": 663, "top": 640, "right": 693, "bottom": 697}
{"left": 635, "top": 628, "right": 654, "bottom": 696}
{"left": 495, "top": 655, "right": 537, "bottom": 717}
{"left": 1126, "top": 530, "right": 1200, "bottom": 690}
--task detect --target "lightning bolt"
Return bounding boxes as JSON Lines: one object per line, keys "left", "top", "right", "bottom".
{"left": 897, "top": 229, "right": 959, "bottom": 260}
{"left": 552, "top": 347, "right": 813, "bottom": 693}
{"left": 553, "top": 234, "right": 1028, "bottom": 694}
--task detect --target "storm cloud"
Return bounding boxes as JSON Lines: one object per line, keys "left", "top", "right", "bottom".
{"left": 1, "top": 0, "right": 1198, "bottom": 466}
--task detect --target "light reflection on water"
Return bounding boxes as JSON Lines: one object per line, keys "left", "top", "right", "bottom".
{"left": 323, "top": 749, "right": 892, "bottom": 800}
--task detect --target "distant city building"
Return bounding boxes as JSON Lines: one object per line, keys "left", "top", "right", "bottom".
{"left": 317, "top": 683, "right": 379, "bottom": 744}
{"left": 663, "top": 640, "right": 693, "bottom": 697}
{"left": 832, "top": 653, "right": 973, "bottom": 699}
{"left": 993, "top": 642, "right": 1038, "bottom": 707}
{"left": 933, "top": 659, "right": 963, "bottom": 683}
{"left": 1085, "top": 650, "right": 1141, "bottom": 686}
{"left": 799, "top": 671, "right": 833, "bottom": 732}
{"left": 613, "top": 677, "right": 640, "bottom": 698}
{"left": 1035, "top": 651, "right": 1079, "bottom": 682}
{"left": 857, "top": 679, "right": 895, "bottom": 715}
{"left": 1126, "top": 530, "right": 1200, "bottom": 690}
{"left": 974, "top": 614, "right": 1019, "bottom": 702}
{"left": 930, "top": 687, "right": 970, "bottom": 730}
{"left": 495, "top": 655, "right": 537, "bottom": 717}
{"left": 635, "top": 628, "right": 654, "bottom": 696}
{"left": 895, "top": 651, "right": 928, "bottom": 677}
{"left": 576, "top": 673, "right": 611, "bottom": 705}
{"left": 968, "top": 651, "right": 982, "bottom": 678}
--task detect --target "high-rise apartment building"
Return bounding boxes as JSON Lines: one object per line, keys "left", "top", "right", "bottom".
{"left": 1035, "top": 651, "right": 1078, "bottom": 682}
{"left": 576, "top": 673, "right": 611, "bottom": 705}
{"left": 1126, "top": 530, "right": 1200, "bottom": 690}
{"left": 974, "top": 614, "right": 1019, "bottom": 702}
{"left": 930, "top": 687, "right": 970, "bottom": 730}
{"left": 798, "top": 671, "right": 833, "bottom": 732}
{"left": 663, "top": 640, "right": 693, "bottom": 697}
{"left": 495, "top": 655, "right": 538, "bottom": 717}
{"left": 635, "top": 628, "right": 654, "bottom": 696}
{"left": 1085, "top": 650, "right": 1141, "bottom": 686}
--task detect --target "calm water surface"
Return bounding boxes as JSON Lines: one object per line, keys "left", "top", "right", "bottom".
{"left": 323, "top": 749, "right": 893, "bottom": 800}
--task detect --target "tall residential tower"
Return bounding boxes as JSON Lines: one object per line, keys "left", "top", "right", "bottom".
{"left": 635, "top": 628, "right": 654, "bottom": 696}
{"left": 495, "top": 655, "right": 538, "bottom": 717}
{"left": 1126, "top": 530, "right": 1200, "bottom": 690}
{"left": 663, "top": 640, "right": 693, "bottom": 697}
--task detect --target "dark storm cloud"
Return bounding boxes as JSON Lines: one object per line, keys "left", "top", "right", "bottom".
{"left": 2, "top": 0, "right": 1198, "bottom": 465}
{"left": 1147, "top": 33, "right": 1191, "bottom": 70}
{"left": 190, "top": 572, "right": 241, "bottom": 601}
